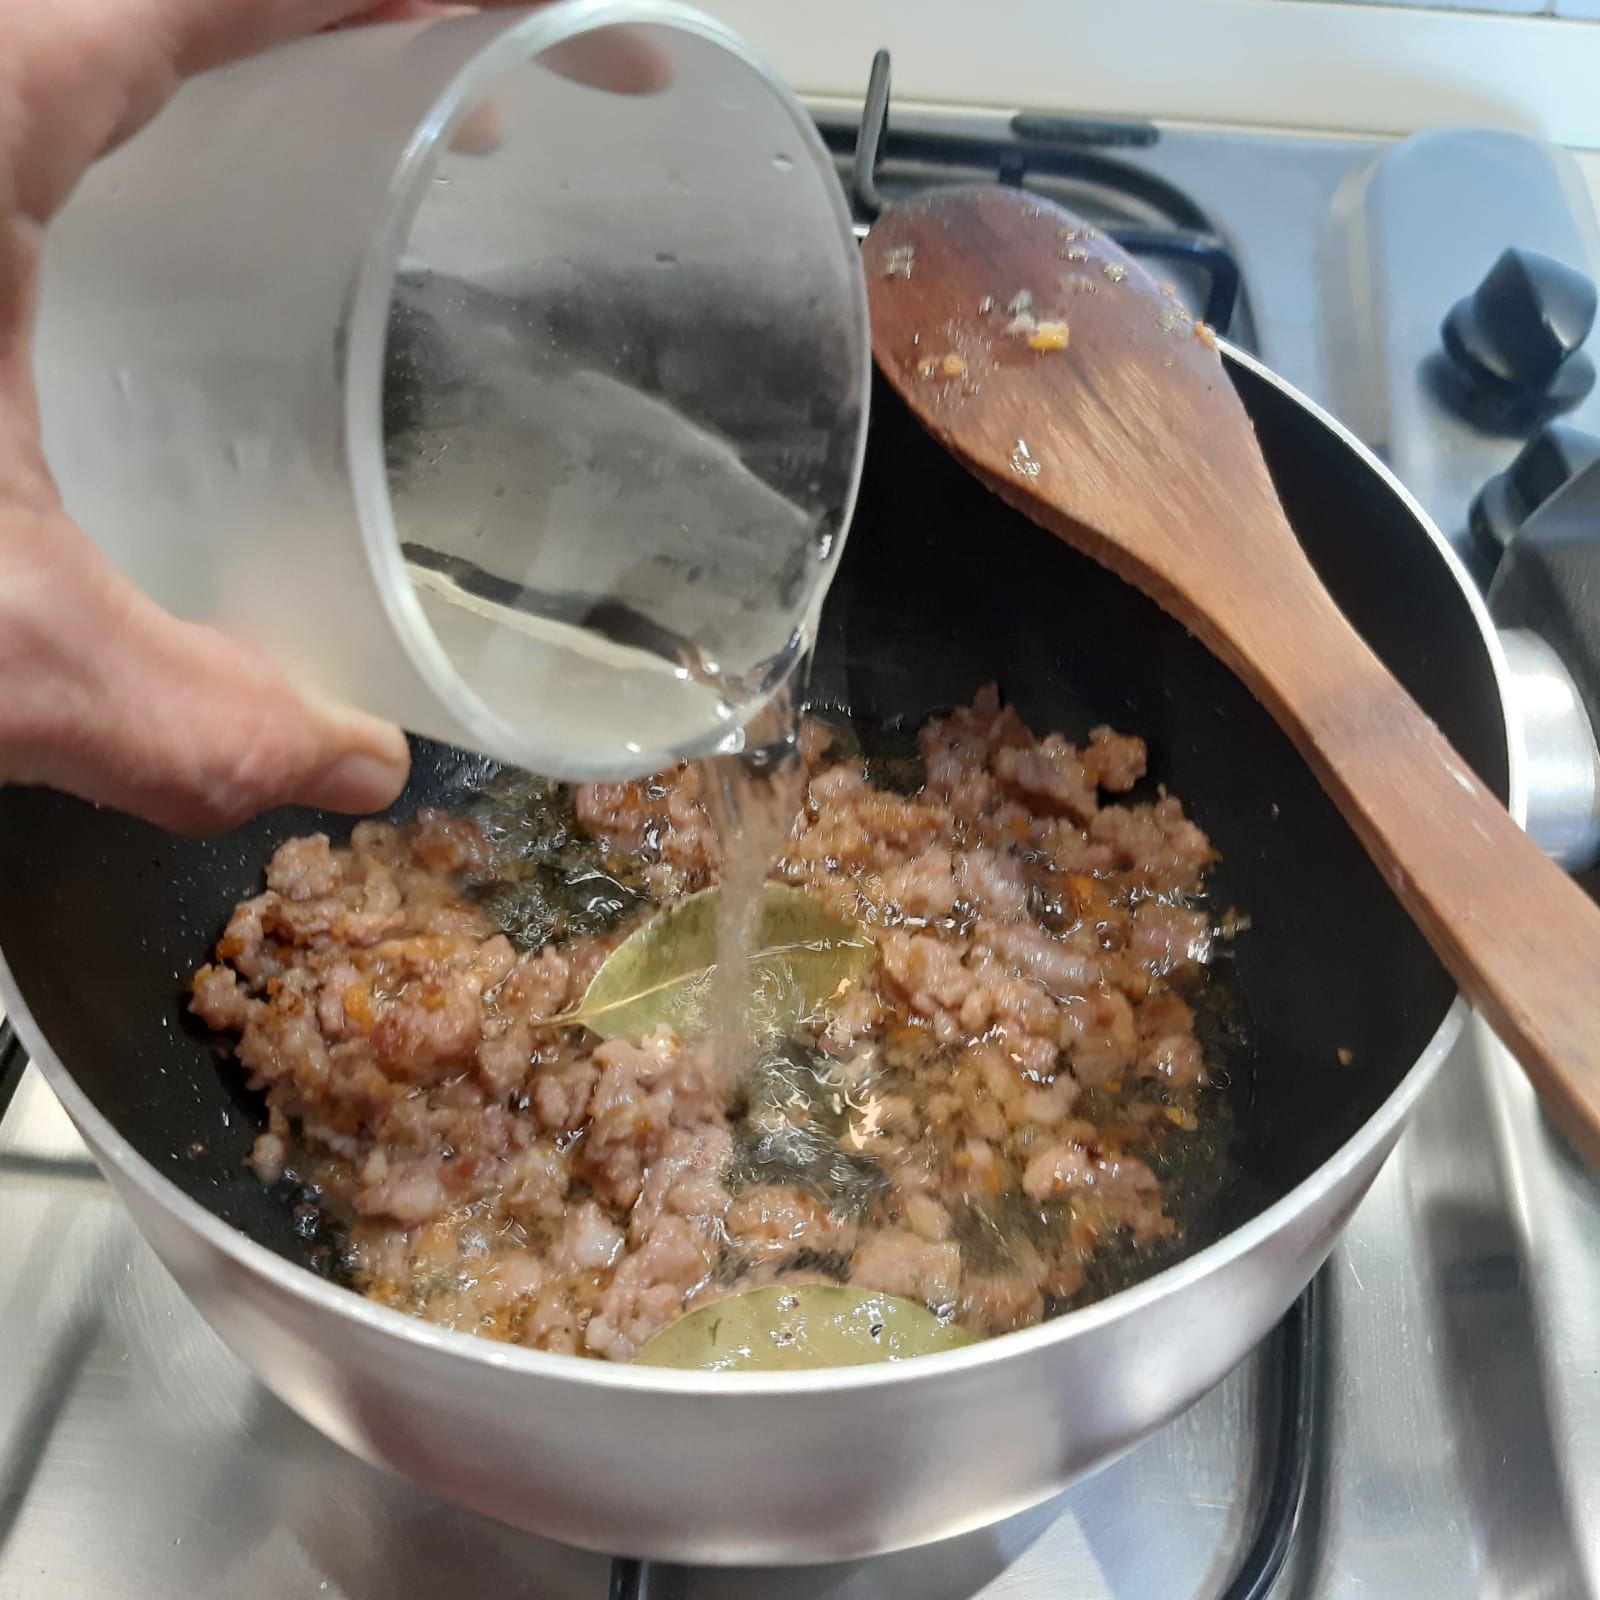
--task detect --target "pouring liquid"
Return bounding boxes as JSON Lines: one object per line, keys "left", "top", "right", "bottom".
{"left": 694, "top": 683, "right": 806, "bottom": 1095}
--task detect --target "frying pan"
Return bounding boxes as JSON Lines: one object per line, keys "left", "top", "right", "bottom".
{"left": 0, "top": 349, "right": 1513, "bottom": 1563}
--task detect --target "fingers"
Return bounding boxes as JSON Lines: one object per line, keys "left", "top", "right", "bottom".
{"left": 0, "top": 499, "right": 410, "bottom": 833}
{"left": 442, "top": 19, "right": 673, "bottom": 159}
{"left": 333, "top": 6, "right": 673, "bottom": 97}
{"left": 185, "top": 1, "right": 672, "bottom": 95}
{"left": 536, "top": 28, "right": 673, "bottom": 96}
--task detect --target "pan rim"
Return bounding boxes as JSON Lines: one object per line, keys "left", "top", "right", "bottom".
{"left": 0, "top": 339, "right": 1524, "bottom": 1397}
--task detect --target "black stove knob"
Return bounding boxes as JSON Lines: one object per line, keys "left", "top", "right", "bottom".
{"left": 1442, "top": 247, "right": 1597, "bottom": 414}
{"left": 1471, "top": 423, "right": 1600, "bottom": 576}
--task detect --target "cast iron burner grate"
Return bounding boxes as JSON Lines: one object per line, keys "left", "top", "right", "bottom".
{"left": 813, "top": 50, "right": 1244, "bottom": 337}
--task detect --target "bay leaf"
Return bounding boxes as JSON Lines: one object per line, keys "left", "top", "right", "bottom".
{"left": 634, "top": 1283, "right": 974, "bottom": 1372}
{"left": 558, "top": 883, "right": 873, "bottom": 1044}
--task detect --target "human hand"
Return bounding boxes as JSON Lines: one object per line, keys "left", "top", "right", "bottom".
{"left": 0, "top": 1, "right": 664, "bottom": 834}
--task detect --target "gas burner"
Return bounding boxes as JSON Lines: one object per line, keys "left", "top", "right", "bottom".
{"left": 817, "top": 51, "right": 1244, "bottom": 337}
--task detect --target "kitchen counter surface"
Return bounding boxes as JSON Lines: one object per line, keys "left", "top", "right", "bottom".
{"left": 703, "top": 0, "right": 1600, "bottom": 152}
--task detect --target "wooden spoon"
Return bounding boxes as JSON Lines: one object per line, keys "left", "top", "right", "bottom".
{"left": 863, "top": 183, "right": 1600, "bottom": 1161}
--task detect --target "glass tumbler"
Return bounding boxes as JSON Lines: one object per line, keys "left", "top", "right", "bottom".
{"left": 31, "top": 1, "right": 869, "bottom": 780}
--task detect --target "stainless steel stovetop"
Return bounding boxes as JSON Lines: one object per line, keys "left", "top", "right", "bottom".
{"left": 6, "top": 94, "right": 1600, "bottom": 1600}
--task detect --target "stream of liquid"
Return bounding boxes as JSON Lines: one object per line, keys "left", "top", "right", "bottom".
{"left": 693, "top": 683, "right": 806, "bottom": 1094}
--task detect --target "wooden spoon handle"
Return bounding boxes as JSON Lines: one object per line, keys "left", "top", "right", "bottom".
{"left": 1233, "top": 562, "right": 1600, "bottom": 1158}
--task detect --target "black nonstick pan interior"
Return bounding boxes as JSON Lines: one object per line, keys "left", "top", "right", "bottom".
{"left": 0, "top": 361, "right": 1508, "bottom": 1289}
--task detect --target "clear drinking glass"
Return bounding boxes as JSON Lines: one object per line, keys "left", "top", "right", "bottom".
{"left": 31, "top": 2, "right": 869, "bottom": 780}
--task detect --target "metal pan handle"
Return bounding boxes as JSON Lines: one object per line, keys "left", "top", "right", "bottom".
{"left": 1486, "top": 442, "right": 1600, "bottom": 870}
{"left": 0, "top": 1019, "right": 25, "bottom": 1126}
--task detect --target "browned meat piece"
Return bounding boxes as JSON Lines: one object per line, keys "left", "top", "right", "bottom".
{"left": 897, "top": 1188, "right": 953, "bottom": 1242}
{"left": 879, "top": 929, "right": 976, "bottom": 1015}
{"left": 850, "top": 1231, "right": 962, "bottom": 1312}
{"left": 525, "top": 1056, "right": 597, "bottom": 1133}
{"left": 1135, "top": 992, "right": 1206, "bottom": 1087}
{"left": 1088, "top": 796, "right": 1215, "bottom": 889}
{"left": 959, "top": 1273, "right": 1046, "bottom": 1337}
{"left": 1060, "top": 988, "right": 1137, "bottom": 1085}
{"left": 659, "top": 771, "right": 719, "bottom": 884}
{"left": 523, "top": 1284, "right": 588, "bottom": 1356}
{"left": 580, "top": 1031, "right": 722, "bottom": 1211}
{"left": 349, "top": 818, "right": 408, "bottom": 867}
{"left": 917, "top": 691, "right": 1020, "bottom": 823}
{"left": 266, "top": 834, "right": 343, "bottom": 900}
{"left": 788, "top": 768, "right": 951, "bottom": 880}
{"left": 552, "top": 1200, "right": 626, "bottom": 1275}
{"left": 1022, "top": 1143, "right": 1161, "bottom": 1206}
{"left": 508, "top": 945, "right": 575, "bottom": 1013}
{"left": 190, "top": 962, "right": 256, "bottom": 1032}
{"left": 920, "top": 737, "right": 997, "bottom": 824}
{"left": 955, "top": 848, "right": 1031, "bottom": 918}
{"left": 369, "top": 984, "right": 483, "bottom": 1087}
{"left": 798, "top": 717, "right": 835, "bottom": 769}
{"left": 249, "top": 1126, "right": 289, "bottom": 1186}
{"left": 353, "top": 1153, "right": 452, "bottom": 1225}
{"left": 236, "top": 1011, "right": 335, "bottom": 1102}
{"left": 475, "top": 1029, "right": 532, "bottom": 1099}
{"left": 882, "top": 846, "right": 960, "bottom": 922}
{"left": 880, "top": 930, "right": 1062, "bottom": 1077}
{"left": 501, "top": 1139, "right": 571, "bottom": 1227}
{"left": 1129, "top": 902, "right": 1211, "bottom": 980}
{"left": 629, "top": 1126, "right": 733, "bottom": 1244}
{"left": 725, "top": 1184, "right": 853, "bottom": 1261}
{"left": 978, "top": 921, "right": 1101, "bottom": 998}
{"left": 409, "top": 809, "right": 491, "bottom": 875}
{"left": 994, "top": 735, "right": 1099, "bottom": 822}
{"left": 585, "top": 1215, "right": 719, "bottom": 1360}
{"left": 574, "top": 780, "right": 657, "bottom": 854}
{"left": 1014, "top": 1075, "right": 1081, "bottom": 1128}
{"left": 1082, "top": 727, "right": 1147, "bottom": 792}
{"left": 919, "top": 683, "right": 1033, "bottom": 784}
{"left": 214, "top": 893, "right": 274, "bottom": 982}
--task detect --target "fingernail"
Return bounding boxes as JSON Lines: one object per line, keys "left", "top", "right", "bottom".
{"left": 296, "top": 748, "right": 411, "bottom": 815}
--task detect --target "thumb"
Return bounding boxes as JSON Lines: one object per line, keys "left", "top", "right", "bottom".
{"left": 0, "top": 499, "right": 411, "bottom": 832}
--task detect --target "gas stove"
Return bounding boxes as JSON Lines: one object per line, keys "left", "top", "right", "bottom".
{"left": 6, "top": 57, "right": 1600, "bottom": 1600}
